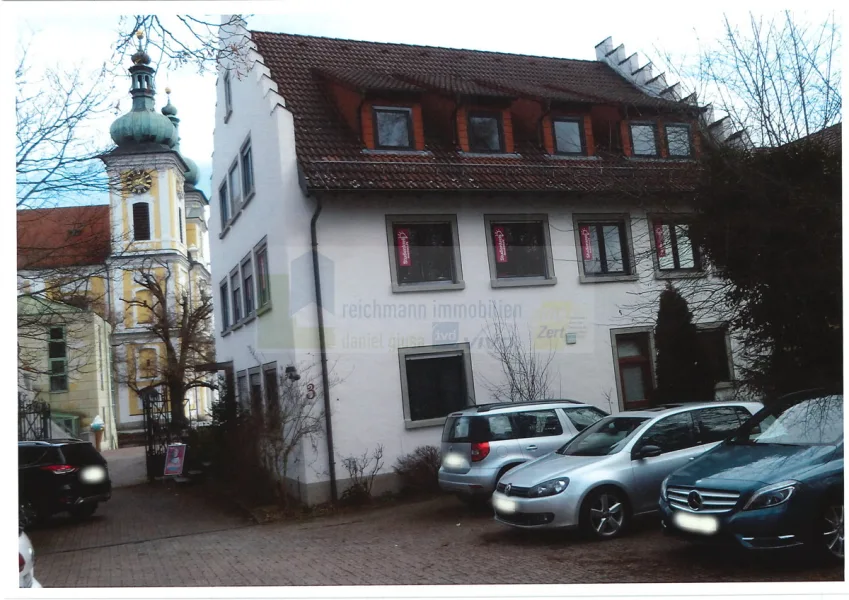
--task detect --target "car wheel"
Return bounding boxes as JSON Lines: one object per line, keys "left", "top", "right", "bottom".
{"left": 19, "top": 502, "right": 40, "bottom": 530}
{"left": 818, "top": 498, "right": 844, "bottom": 562}
{"left": 69, "top": 502, "right": 98, "bottom": 519}
{"left": 581, "top": 487, "right": 628, "bottom": 540}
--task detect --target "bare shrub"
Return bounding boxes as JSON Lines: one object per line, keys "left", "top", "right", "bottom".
{"left": 393, "top": 446, "right": 441, "bottom": 496}
{"left": 339, "top": 444, "right": 384, "bottom": 506}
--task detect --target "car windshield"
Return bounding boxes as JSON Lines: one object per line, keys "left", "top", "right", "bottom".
{"left": 731, "top": 393, "right": 843, "bottom": 446}
{"left": 557, "top": 416, "right": 649, "bottom": 456}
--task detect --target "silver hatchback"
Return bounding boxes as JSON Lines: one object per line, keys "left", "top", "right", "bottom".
{"left": 438, "top": 400, "right": 608, "bottom": 504}
{"left": 492, "top": 401, "right": 763, "bottom": 538}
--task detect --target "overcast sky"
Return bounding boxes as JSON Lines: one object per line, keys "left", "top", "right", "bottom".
{"left": 13, "top": 1, "right": 838, "bottom": 201}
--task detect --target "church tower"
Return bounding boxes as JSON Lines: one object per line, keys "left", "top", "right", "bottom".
{"left": 100, "top": 31, "right": 211, "bottom": 430}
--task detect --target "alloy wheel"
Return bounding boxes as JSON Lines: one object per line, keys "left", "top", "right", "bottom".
{"left": 822, "top": 503, "right": 844, "bottom": 559}
{"left": 589, "top": 492, "right": 625, "bottom": 538}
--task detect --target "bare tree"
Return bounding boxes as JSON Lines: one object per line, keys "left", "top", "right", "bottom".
{"left": 483, "top": 306, "right": 555, "bottom": 403}
{"left": 248, "top": 360, "right": 335, "bottom": 506}
{"left": 121, "top": 257, "right": 215, "bottom": 427}
{"left": 111, "top": 15, "right": 252, "bottom": 75}
{"left": 652, "top": 11, "right": 840, "bottom": 148}
{"left": 16, "top": 42, "right": 115, "bottom": 210}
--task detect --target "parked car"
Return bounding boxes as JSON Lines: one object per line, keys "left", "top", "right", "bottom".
{"left": 439, "top": 400, "right": 608, "bottom": 505}
{"left": 19, "top": 439, "right": 112, "bottom": 523}
{"left": 19, "top": 528, "right": 41, "bottom": 588}
{"left": 660, "top": 390, "right": 843, "bottom": 561}
{"left": 492, "top": 401, "right": 763, "bottom": 539}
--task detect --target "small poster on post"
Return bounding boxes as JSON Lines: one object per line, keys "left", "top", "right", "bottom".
{"left": 163, "top": 444, "right": 187, "bottom": 477}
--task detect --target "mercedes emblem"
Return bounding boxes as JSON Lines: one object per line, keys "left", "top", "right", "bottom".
{"left": 687, "top": 490, "right": 704, "bottom": 510}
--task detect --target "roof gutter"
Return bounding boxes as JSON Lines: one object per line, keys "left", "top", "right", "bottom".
{"left": 310, "top": 197, "right": 338, "bottom": 504}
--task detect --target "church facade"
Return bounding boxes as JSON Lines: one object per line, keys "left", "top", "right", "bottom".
{"left": 17, "top": 34, "right": 213, "bottom": 435}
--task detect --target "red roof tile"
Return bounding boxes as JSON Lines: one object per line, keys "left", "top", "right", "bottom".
{"left": 251, "top": 31, "right": 699, "bottom": 194}
{"left": 17, "top": 205, "right": 111, "bottom": 270}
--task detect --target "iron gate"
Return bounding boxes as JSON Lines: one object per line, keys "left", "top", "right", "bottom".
{"left": 140, "top": 386, "right": 172, "bottom": 481}
{"left": 18, "top": 394, "right": 51, "bottom": 441}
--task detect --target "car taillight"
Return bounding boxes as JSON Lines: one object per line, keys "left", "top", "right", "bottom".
{"left": 471, "top": 441, "right": 490, "bottom": 462}
{"left": 40, "top": 464, "right": 79, "bottom": 475}
{"left": 19, "top": 553, "right": 25, "bottom": 573}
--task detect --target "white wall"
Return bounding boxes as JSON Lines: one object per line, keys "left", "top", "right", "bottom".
{"left": 209, "top": 26, "right": 738, "bottom": 499}
{"left": 290, "top": 194, "right": 732, "bottom": 488}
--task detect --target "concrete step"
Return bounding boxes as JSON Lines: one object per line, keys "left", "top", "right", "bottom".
{"left": 117, "top": 429, "right": 147, "bottom": 448}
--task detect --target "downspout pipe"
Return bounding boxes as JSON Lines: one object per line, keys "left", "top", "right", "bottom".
{"left": 310, "top": 198, "right": 337, "bottom": 503}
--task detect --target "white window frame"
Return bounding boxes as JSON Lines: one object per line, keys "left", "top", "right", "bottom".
{"left": 240, "top": 136, "right": 255, "bottom": 202}
{"left": 48, "top": 325, "right": 68, "bottom": 393}
{"left": 254, "top": 237, "right": 271, "bottom": 313}
{"left": 398, "top": 343, "right": 475, "bottom": 430}
{"left": 219, "top": 278, "right": 230, "bottom": 332}
{"left": 241, "top": 252, "right": 255, "bottom": 320}
{"left": 384, "top": 214, "right": 465, "bottom": 293}
{"left": 230, "top": 267, "right": 242, "bottom": 325}
{"left": 609, "top": 326, "right": 657, "bottom": 411}
{"left": 483, "top": 214, "right": 557, "bottom": 288}
{"left": 572, "top": 213, "right": 638, "bottom": 283}
{"left": 223, "top": 70, "right": 233, "bottom": 122}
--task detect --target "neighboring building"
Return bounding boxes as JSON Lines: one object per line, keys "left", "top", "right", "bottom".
{"left": 18, "top": 296, "right": 118, "bottom": 449}
{"left": 210, "top": 20, "right": 737, "bottom": 504}
{"left": 17, "top": 37, "right": 213, "bottom": 436}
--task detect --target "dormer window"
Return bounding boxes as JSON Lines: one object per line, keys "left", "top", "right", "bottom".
{"left": 468, "top": 111, "right": 504, "bottom": 153}
{"left": 629, "top": 123, "right": 659, "bottom": 157}
{"left": 665, "top": 123, "right": 693, "bottom": 157}
{"left": 553, "top": 118, "right": 585, "bottom": 155}
{"left": 373, "top": 107, "right": 414, "bottom": 150}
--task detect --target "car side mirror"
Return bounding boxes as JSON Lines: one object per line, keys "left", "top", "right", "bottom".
{"left": 634, "top": 445, "right": 662, "bottom": 460}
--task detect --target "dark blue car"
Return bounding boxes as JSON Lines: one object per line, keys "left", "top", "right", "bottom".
{"left": 659, "top": 390, "right": 844, "bottom": 562}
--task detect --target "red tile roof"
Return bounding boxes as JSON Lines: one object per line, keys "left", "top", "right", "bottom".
{"left": 17, "top": 205, "right": 111, "bottom": 270}
{"left": 788, "top": 122, "right": 841, "bottom": 152}
{"left": 251, "top": 31, "right": 700, "bottom": 194}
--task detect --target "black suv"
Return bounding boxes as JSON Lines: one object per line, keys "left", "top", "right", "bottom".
{"left": 19, "top": 439, "right": 112, "bottom": 525}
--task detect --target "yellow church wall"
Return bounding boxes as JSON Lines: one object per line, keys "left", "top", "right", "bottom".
{"left": 17, "top": 302, "right": 117, "bottom": 448}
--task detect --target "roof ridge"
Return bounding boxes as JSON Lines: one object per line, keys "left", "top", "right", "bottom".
{"left": 249, "top": 30, "right": 600, "bottom": 64}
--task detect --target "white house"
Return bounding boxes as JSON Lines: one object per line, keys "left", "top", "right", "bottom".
{"left": 210, "top": 19, "right": 737, "bottom": 505}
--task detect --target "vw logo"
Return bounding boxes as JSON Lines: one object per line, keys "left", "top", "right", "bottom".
{"left": 504, "top": 484, "right": 512, "bottom": 496}
{"left": 687, "top": 490, "right": 704, "bottom": 510}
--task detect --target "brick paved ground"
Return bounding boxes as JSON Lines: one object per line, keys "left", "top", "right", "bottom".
{"left": 31, "top": 483, "right": 843, "bottom": 587}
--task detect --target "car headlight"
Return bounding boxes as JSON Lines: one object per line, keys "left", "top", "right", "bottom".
{"left": 660, "top": 475, "right": 671, "bottom": 501}
{"left": 529, "top": 478, "right": 570, "bottom": 498}
{"left": 743, "top": 480, "right": 799, "bottom": 511}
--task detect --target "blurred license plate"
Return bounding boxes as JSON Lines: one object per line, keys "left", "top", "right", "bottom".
{"left": 492, "top": 495, "right": 518, "bottom": 514}
{"left": 673, "top": 512, "right": 718, "bottom": 535}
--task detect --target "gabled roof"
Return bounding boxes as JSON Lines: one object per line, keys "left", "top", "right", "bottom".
{"left": 250, "top": 31, "right": 700, "bottom": 194}
{"left": 786, "top": 123, "right": 841, "bottom": 152}
{"left": 17, "top": 205, "right": 111, "bottom": 270}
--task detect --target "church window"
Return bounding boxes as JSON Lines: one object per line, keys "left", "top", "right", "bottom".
{"left": 132, "top": 202, "right": 151, "bottom": 241}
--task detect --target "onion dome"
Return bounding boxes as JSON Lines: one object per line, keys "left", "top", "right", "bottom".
{"left": 161, "top": 89, "right": 199, "bottom": 186}
{"left": 109, "top": 30, "right": 177, "bottom": 149}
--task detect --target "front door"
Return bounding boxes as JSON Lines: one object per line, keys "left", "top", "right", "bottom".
{"left": 630, "top": 411, "right": 705, "bottom": 513}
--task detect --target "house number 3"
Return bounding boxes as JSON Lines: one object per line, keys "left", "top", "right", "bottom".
{"left": 306, "top": 383, "right": 316, "bottom": 400}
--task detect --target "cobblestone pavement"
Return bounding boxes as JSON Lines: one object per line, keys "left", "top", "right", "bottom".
{"left": 31, "top": 483, "right": 843, "bottom": 587}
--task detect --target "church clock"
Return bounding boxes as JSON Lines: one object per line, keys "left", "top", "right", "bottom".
{"left": 124, "top": 169, "right": 153, "bottom": 194}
